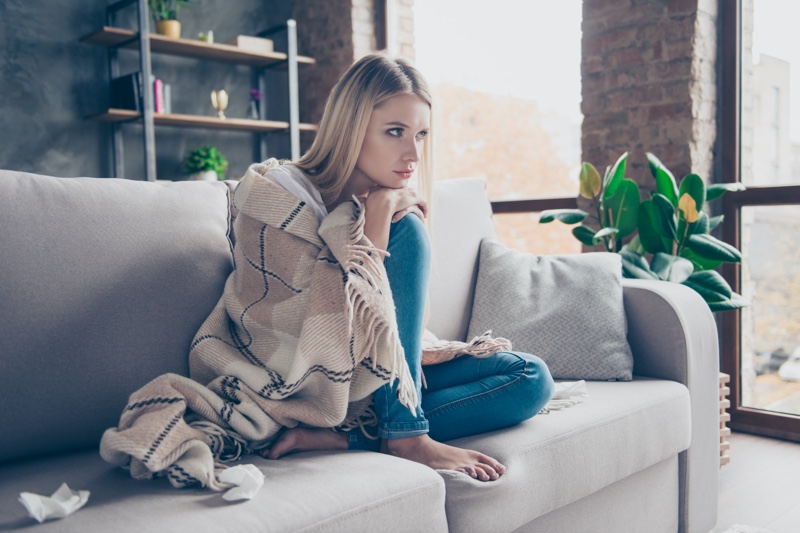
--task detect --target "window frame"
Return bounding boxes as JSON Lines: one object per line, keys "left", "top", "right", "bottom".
{"left": 720, "top": 0, "right": 800, "bottom": 442}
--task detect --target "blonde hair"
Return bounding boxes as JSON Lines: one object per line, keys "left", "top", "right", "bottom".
{"left": 294, "top": 53, "right": 435, "bottom": 207}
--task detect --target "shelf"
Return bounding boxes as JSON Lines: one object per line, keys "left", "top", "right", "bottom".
{"left": 86, "top": 109, "right": 319, "bottom": 133}
{"left": 80, "top": 27, "right": 316, "bottom": 68}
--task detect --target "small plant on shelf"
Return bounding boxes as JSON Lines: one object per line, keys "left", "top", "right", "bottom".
{"left": 148, "top": 0, "right": 194, "bottom": 38}
{"left": 181, "top": 144, "right": 229, "bottom": 181}
{"left": 148, "top": 0, "right": 193, "bottom": 21}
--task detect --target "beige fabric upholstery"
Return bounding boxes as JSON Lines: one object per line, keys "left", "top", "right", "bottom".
{"left": 427, "top": 178, "right": 497, "bottom": 342}
{"left": 0, "top": 171, "right": 234, "bottom": 463}
{"left": 0, "top": 448, "right": 447, "bottom": 532}
{"left": 512, "top": 457, "right": 679, "bottom": 533}
{"left": 622, "top": 279, "right": 720, "bottom": 533}
{"left": 439, "top": 379, "right": 690, "bottom": 533}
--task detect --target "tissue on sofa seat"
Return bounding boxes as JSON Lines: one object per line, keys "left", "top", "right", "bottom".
{"left": 0, "top": 448, "right": 448, "bottom": 532}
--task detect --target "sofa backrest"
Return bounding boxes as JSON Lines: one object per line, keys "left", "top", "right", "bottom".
{"left": 0, "top": 171, "right": 494, "bottom": 463}
{"left": 0, "top": 171, "right": 234, "bottom": 463}
{"left": 427, "top": 178, "right": 497, "bottom": 342}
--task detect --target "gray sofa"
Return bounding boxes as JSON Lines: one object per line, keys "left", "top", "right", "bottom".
{"left": 0, "top": 169, "right": 719, "bottom": 532}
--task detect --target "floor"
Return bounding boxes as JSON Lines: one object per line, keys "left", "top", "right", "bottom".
{"left": 713, "top": 431, "right": 800, "bottom": 533}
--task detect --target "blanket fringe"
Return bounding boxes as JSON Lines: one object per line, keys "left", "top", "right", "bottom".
{"left": 421, "top": 330, "right": 512, "bottom": 365}
{"left": 342, "top": 196, "right": 418, "bottom": 415}
{"left": 335, "top": 405, "right": 380, "bottom": 440}
{"left": 189, "top": 419, "right": 250, "bottom": 464}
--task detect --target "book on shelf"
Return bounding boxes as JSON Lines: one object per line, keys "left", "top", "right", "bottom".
{"left": 109, "top": 73, "right": 171, "bottom": 114}
{"left": 154, "top": 78, "right": 164, "bottom": 114}
{"left": 110, "top": 72, "right": 142, "bottom": 111}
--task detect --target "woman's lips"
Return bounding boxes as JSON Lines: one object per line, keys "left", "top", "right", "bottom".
{"left": 394, "top": 170, "right": 414, "bottom": 179}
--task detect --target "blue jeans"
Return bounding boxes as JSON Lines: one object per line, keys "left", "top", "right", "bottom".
{"left": 348, "top": 215, "right": 555, "bottom": 450}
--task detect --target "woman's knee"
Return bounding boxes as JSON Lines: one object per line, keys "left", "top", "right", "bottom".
{"left": 510, "top": 352, "right": 556, "bottom": 416}
{"left": 387, "top": 214, "right": 430, "bottom": 267}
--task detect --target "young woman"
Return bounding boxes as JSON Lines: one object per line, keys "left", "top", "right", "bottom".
{"left": 258, "top": 53, "right": 555, "bottom": 482}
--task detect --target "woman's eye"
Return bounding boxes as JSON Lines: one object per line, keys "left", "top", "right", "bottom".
{"left": 388, "top": 128, "right": 403, "bottom": 137}
{"left": 416, "top": 131, "right": 429, "bottom": 140}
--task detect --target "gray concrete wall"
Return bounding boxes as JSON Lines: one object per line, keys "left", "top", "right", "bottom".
{"left": 0, "top": 0, "right": 293, "bottom": 180}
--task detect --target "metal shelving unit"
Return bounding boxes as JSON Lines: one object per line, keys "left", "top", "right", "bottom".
{"left": 80, "top": 0, "right": 316, "bottom": 181}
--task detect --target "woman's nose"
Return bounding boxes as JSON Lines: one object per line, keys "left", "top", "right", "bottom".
{"left": 403, "top": 138, "right": 421, "bottom": 162}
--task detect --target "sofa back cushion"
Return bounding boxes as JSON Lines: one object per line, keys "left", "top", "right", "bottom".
{"left": 427, "top": 178, "right": 497, "bottom": 342}
{"left": 0, "top": 171, "right": 234, "bottom": 463}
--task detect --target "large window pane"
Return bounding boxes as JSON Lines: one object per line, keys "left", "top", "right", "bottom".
{"left": 742, "top": 0, "right": 800, "bottom": 186}
{"left": 414, "top": 1, "right": 582, "bottom": 253}
{"left": 740, "top": 205, "right": 800, "bottom": 416}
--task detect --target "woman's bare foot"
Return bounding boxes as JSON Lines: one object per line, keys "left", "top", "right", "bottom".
{"left": 383, "top": 434, "right": 506, "bottom": 482}
{"left": 260, "top": 428, "right": 347, "bottom": 460}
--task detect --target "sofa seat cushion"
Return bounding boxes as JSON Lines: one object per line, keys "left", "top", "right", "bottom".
{"left": 439, "top": 377, "right": 691, "bottom": 533}
{"left": 0, "top": 448, "right": 447, "bottom": 533}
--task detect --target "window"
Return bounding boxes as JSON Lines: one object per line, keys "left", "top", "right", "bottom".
{"left": 722, "top": 0, "right": 800, "bottom": 441}
{"left": 413, "top": 0, "right": 582, "bottom": 255}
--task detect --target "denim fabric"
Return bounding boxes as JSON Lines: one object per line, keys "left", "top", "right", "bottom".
{"left": 348, "top": 215, "right": 554, "bottom": 450}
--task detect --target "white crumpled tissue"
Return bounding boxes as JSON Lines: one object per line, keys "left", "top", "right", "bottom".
{"left": 542, "top": 380, "right": 589, "bottom": 412}
{"left": 219, "top": 464, "right": 265, "bottom": 502}
{"left": 18, "top": 483, "right": 90, "bottom": 523}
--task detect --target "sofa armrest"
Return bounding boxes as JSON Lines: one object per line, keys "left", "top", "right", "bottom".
{"left": 622, "top": 279, "right": 719, "bottom": 533}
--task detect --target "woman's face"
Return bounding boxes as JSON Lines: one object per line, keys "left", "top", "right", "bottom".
{"left": 348, "top": 93, "right": 431, "bottom": 195}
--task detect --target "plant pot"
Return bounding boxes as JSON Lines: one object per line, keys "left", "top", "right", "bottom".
{"left": 190, "top": 170, "right": 218, "bottom": 182}
{"left": 156, "top": 20, "right": 181, "bottom": 39}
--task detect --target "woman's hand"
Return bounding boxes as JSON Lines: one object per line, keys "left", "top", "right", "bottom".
{"left": 360, "top": 186, "right": 427, "bottom": 251}
{"left": 364, "top": 186, "right": 428, "bottom": 223}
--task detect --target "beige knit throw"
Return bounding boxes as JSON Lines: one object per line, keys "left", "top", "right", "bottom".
{"left": 99, "top": 160, "right": 512, "bottom": 491}
{"left": 100, "top": 160, "right": 418, "bottom": 490}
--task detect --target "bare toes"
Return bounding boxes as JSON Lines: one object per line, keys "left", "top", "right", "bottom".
{"left": 478, "top": 463, "right": 500, "bottom": 479}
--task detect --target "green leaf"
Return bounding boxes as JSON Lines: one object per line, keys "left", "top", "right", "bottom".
{"left": 594, "top": 227, "right": 619, "bottom": 242}
{"left": 708, "top": 292, "right": 750, "bottom": 312}
{"left": 651, "top": 193, "right": 678, "bottom": 240}
{"left": 539, "top": 209, "right": 589, "bottom": 225}
{"left": 603, "top": 152, "right": 629, "bottom": 202}
{"left": 685, "top": 234, "right": 742, "bottom": 263}
{"left": 637, "top": 200, "right": 670, "bottom": 254}
{"left": 572, "top": 225, "right": 598, "bottom": 246}
{"left": 678, "top": 173, "right": 705, "bottom": 214}
{"left": 620, "top": 249, "right": 659, "bottom": 280}
{"left": 651, "top": 253, "right": 694, "bottom": 283}
{"left": 690, "top": 211, "right": 710, "bottom": 235}
{"left": 603, "top": 178, "right": 640, "bottom": 237}
{"left": 706, "top": 182, "right": 746, "bottom": 202}
{"left": 680, "top": 248, "right": 723, "bottom": 272}
{"left": 626, "top": 235, "right": 646, "bottom": 255}
{"left": 708, "top": 215, "right": 724, "bottom": 231}
{"left": 683, "top": 270, "right": 732, "bottom": 301}
{"left": 646, "top": 152, "right": 679, "bottom": 206}
{"left": 678, "top": 209, "right": 710, "bottom": 241}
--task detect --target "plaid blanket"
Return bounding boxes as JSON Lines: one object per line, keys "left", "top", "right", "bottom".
{"left": 100, "top": 161, "right": 417, "bottom": 489}
{"left": 99, "top": 160, "right": 511, "bottom": 491}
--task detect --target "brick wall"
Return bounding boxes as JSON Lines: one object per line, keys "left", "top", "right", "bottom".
{"left": 581, "top": 0, "right": 719, "bottom": 190}
{"left": 293, "top": 0, "right": 415, "bottom": 146}
{"left": 394, "top": 0, "right": 416, "bottom": 61}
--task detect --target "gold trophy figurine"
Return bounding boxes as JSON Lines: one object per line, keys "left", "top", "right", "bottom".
{"left": 211, "top": 89, "right": 228, "bottom": 119}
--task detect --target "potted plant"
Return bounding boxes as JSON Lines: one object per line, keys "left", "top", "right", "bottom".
{"left": 181, "top": 144, "right": 229, "bottom": 181}
{"left": 148, "top": 0, "right": 193, "bottom": 39}
{"left": 539, "top": 151, "right": 749, "bottom": 312}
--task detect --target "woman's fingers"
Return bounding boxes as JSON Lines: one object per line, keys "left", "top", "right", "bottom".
{"left": 391, "top": 205, "right": 425, "bottom": 223}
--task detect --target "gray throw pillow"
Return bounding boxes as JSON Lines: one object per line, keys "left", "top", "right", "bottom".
{"left": 468, "top": 239, "right": 633, "bottom": 381}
